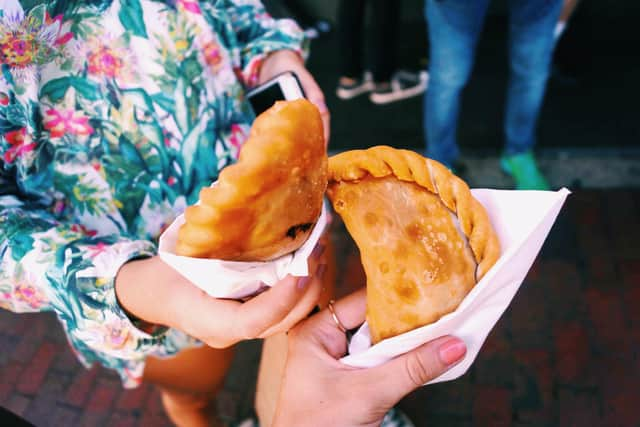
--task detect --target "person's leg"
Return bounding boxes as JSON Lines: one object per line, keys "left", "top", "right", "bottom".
{"left": 423, "top": 0, "right": 491, "bottom": 168}
{"left": 501, "top": 0, "right": 562, "bottom": 189}
{"left": 336, "top": 0, "right": 374, "bottom": 99}
{"left": 144, "top": 345, "right": 236, "bottom": 427}
{"left": 366, "top": 0, "right": 428, "bottom": 105}
{"left": 255, "top": 235, "right": 336, "bottom": 427}
{"left": 370, "top": 0, "right": 399, "bottom": 84}
{"left": 338, "top": 0, "right": 366, "bottom": 80}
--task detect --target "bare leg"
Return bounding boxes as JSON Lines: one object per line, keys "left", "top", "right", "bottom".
{"left": 255, "top": 236, "right": 337, "bottom": 427}
{"left": 144, "top": 345, "right": 236, "bottom": 427}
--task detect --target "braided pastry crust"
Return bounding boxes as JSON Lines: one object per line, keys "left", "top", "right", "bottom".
{"left": 327, "top": 146, "right": 500, "bottom": 343}
{"left": 176, "top": 99, "right": 327, "bottom": 261}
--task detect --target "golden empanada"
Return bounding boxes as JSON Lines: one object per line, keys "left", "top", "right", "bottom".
{"left": 327, "top": 146, "right": 500, "bottom": 343}
{"left": 176, "top": 99, "right": 327, "bottom": 261}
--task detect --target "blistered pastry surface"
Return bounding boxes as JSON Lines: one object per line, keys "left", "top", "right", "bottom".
{"left": 330, "top": 177, "right": 476, "bottom": 342}
{"left": 327, "top": 146, "right": 500, "bottom": 342}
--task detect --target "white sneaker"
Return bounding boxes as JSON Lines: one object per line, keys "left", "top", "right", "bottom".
{"left": 369, "top": 70, "right": 429, "bottom": 105}
{"left": 336, "top": 71, "right": 375, "bottom": 100}
{"left": 234, "top": 417, "right": 259, "bottom": 427}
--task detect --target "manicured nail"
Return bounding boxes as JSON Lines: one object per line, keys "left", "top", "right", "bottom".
{"left": 316, "top": 263, "right": 327, "bottom": 280}
{"left": 438, "top": 338, "right": 467, "bottom": 366}
{"left": 297, "top": 275, "right": 312, "bottom": 290}
{"left": 311, "top": 243, "right": 326, "bottom": 260}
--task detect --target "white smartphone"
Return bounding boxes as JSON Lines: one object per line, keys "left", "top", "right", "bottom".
{"left": 246, "top": 71, "right": 306, "bottom": 117}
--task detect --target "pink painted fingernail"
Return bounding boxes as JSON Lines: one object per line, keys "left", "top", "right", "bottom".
{"left": 438, "top": 338, "right": 467, "bottom": 366}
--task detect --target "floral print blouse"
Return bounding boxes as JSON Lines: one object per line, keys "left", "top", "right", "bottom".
{"left": 0, "top": 0, "right": 305, "bottom": 388}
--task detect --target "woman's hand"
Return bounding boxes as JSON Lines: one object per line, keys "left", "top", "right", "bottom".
{"left": 272, "top": 290, "right": 467, "bottom": 427}
{"left": 258, "top": 50, "right": 330, "bottom": 145}
{"left": 115, "top": 242, "right": 328, "bottom": 348}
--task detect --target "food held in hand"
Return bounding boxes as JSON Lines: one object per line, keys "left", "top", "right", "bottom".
{"left": 327, "top": 146, "right": 500, "bottom": 343}
{"left": 176, "top": 99, "right": 327, "bottom": 261}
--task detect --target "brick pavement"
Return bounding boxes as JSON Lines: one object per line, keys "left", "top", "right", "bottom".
{"left": 1, "top": 189, "right": 639, "bottom": 427}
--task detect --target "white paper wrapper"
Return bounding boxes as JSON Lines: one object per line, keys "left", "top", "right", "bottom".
{"left": 158, "top": 201, "right": 329, "bottom": 299}
{"left": 341, "top": 188, "right": 571, "bottom": 385}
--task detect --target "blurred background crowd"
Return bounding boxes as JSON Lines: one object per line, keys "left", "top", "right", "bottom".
{"left": 267, "top": 0, "right": 639, "bottom": 191}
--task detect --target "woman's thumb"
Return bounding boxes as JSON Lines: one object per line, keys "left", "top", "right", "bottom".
{"left": 367, "top": 336, "right": 466, "bottom": 407}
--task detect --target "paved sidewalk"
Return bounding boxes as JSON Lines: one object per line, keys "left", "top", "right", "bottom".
{"left": 1, "top": 189, "right": 639, "bottom": 426}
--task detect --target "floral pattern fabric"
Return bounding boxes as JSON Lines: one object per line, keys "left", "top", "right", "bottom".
{"left": 0, "top": 0, "right": 305, "bottom": 388}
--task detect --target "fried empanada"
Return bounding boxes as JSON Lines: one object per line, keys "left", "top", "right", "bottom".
{"left": 327, "top": 146, "right": 500, "bottom": 343}
{"left": 176, "top": 99, "right": 327, "bottom": 261}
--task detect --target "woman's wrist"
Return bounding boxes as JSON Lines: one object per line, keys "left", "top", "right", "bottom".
{"left": 258, "top": 49, "right": 304, "bottom": 84}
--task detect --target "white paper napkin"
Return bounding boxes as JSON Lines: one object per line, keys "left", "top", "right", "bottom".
{"left": 341, "top": 188, "right": 571, "bottom": 385}
{"left": 158, "top": 201, "right": 329, "bottom": 299}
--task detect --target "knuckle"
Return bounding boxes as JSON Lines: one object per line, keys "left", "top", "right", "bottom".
{"left": 273, "top": 295, "right": 296, "bottom": 316}
{"left": 404, "top": 351, "right": 434, "bottom": 387}
{"left": 236, "top": 318, "right": 260, "bottom": 340}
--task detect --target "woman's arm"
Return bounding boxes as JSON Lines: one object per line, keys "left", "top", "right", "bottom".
{"left": 0, "top": 165, "right": 329, "bottom": 376}
{"left": 222, "top": 0, "right": 308, "bottom": 87}
{"left": 0, "top": 183, "right": 160, "bottom": 372}
{"left": 115, "top": 248, "right": 328, "bottom": 349}
{"left": 258, "top": 50, "right": 330, "bottom": 144}
{"left": 221, "top": 1, "right": 330, "bottom": 142}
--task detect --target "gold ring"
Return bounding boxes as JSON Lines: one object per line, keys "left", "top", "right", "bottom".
{"left": 327, "top": 299, "right": 347, "bottom": 333}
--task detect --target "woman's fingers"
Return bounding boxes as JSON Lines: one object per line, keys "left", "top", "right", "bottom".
{"left": 168, "top": 239, "right": 334, "bottom": 347}
{"left": 258, "top": 265, "right": 325, "bottom": 338}
{"left": 257, "top": 242, "right": 328, "bottom": 338}
{"left": 295, "top": 66, "right": 325, "bottom": 111}
{"left": 294, "top": 67, "right": 331, "bottom": 145}
{"left": 364, "top": 336, "right": 466, "bottom": 407}
{"left": 172, "top": 283, "right": 241, "bottom": 348}
{"left": 257, "top": 50, "right": 329, "bottom": 144}
{"left": 301, "top": 289, "right": 367, "bottom": 358}
{"left": 231, "top": 274, "right": 310, "bottom": 340}
{"left": 324, "top": 288, "right": 367, "bottom": 331}
{"left": 175, "top": 274, "right": 308, "bottom": 347}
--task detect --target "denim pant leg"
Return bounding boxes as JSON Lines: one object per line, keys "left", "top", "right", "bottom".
{"left": 504, "top": 0, "right": 563, "bottom": 155}
{"left": 424, "top": 0, "right": 490, "bottom": 167}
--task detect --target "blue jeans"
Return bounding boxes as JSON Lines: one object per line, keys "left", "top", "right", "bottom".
{"left": 423, "top": 0, "right": 562, "bottom": 167}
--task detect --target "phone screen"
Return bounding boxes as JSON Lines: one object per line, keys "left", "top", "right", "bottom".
{"left": 248, "top": 83, "right": 285, "bottom": 116}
